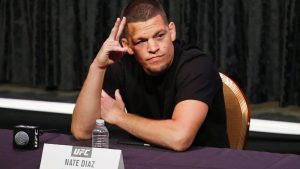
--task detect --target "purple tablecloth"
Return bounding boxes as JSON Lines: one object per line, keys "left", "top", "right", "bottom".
{"left": 1, "top": 129, "right": 300, "bottom": 169}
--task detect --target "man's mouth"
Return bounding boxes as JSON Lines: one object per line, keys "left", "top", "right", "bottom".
{"left": 147, "top": 55, "right": 163, "bottom": 61}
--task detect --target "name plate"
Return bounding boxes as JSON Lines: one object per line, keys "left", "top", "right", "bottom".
{"left": 39, "top": 144, "right": 124, "bottom": 169}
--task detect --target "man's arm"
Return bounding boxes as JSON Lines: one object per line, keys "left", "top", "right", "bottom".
{"left": 71, "top": 65, "right": 105, "bottom": 139}
{"left": 71, "top": 17, "right": 127, "bottom": 140}
{"left": 101, "top": 90, "right": 208, "bottom": 151}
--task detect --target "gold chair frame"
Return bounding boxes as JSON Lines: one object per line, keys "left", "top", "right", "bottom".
{"left": 220, "top": 72, "right": 251, "bottom": 149}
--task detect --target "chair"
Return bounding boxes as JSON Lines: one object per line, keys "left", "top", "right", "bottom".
{"left": 219, "top": 72, "right": 251, "bottom": 149}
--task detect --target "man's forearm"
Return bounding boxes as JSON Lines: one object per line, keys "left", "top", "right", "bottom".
{"left": 107, "top": 100, "right": 208, "bottom": 151}
{"left": 114, "top": 112, "right": 195, "bottom": 151}
{"left": 71, "top": 63, "right": 106, "bottom": 139}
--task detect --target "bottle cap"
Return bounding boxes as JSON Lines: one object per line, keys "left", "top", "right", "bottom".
{"left": 96, "top": 119, "right": 105, "bottom": 125}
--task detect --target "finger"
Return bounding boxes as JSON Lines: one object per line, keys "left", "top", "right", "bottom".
{"left": 107, "top": 60, "right": 115, "bottom": 65}
{"left": 115, "top": 89, "right": 124, "bottom": 103}
{"left": 101, "top": 90, "right": 110, "bottom": 98}
{"left": 108, "top": 18, "right": 121, "bottom": 40}
{"left": 115, "top": 17, "right": 126, "bottom": 40}
{"left": 110, "top": 46, "right": 128, "bottom": 53}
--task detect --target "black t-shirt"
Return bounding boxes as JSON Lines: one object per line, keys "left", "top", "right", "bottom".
{"left": 104, "top": 40, "right": 229, "bottom": 148}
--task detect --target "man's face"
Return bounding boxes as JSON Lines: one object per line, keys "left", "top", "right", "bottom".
{"left": 122, "top": 15, "right": 176, "bottom": 76}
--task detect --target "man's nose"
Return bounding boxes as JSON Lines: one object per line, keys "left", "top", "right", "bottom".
{"left": 147, "top": 39, "right": 159, "bottom": 53}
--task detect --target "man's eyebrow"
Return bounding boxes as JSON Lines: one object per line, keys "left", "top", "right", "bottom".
{"left": 154, "top": 29, "right": 167, "bottom": 36}
{"left": 132, "top": 37, "right": 147, "bottom": 42}
{"left": 133, "top": 29, "right": 167, "bottom": 41}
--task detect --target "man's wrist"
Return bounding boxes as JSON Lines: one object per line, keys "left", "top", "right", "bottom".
{"left": 89, "top": 62, "right": 107, "bottom": 72}
{"left": 114, "top": 110, "right": 127, "bottom": 126}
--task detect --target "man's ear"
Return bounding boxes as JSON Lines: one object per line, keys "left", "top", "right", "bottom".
{"left": 121, "top": 38, "right": 134, "bottom": 55}
{"left": 168, "top": 22, "right": 176, "bottom": 41}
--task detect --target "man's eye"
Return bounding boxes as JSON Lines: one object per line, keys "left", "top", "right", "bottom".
{"left": 157, "top": 34, "right": 165, "bottom": 39}
{"left": 135, "top": 40, "right": 145, "bottom": 45}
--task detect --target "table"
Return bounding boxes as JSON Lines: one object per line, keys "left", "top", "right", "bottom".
{"left": 1, "top": 129, "right": 300, "bottom": 169}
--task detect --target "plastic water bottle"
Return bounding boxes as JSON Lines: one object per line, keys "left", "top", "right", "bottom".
{"left": 92, "top": 119, "right": 109, "bottom": 148}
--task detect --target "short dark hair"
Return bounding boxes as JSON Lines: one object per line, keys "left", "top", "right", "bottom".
{"left": 121, "top": 0, "right": 168, "bottom": 34}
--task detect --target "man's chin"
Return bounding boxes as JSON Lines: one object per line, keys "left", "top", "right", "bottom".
{"left": 145, "top": 65, "right": 169, "bottom": 76}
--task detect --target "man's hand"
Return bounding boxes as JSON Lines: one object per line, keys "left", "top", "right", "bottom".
{"left": 101, "top": 89, "right": 126, "bottom": 124}
{"left": 94, "top": 17, "right": 127, "bottom": 69}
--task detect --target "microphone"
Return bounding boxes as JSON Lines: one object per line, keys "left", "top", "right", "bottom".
{"left": 13, "top": 125, "right": 39, "bottom": 150}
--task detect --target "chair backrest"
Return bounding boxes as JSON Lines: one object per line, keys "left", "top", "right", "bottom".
{"left": 219, "top": 72, "right": 251, "bottom": 149}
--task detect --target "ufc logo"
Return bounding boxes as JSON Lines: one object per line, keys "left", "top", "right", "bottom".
{"left": 71, "top": 146, "right": 92, "bottom": 158}
{"left": 34, "top": 129, "right": 39, "bottom": 148}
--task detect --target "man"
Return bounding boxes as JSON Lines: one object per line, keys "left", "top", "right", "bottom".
{"left": 71, "top": 0, "right": 228, "bottom": 151}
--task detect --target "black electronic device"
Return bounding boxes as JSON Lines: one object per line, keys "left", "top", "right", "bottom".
{"left": 13, "top": 125, "right": 40, "bottom": 150}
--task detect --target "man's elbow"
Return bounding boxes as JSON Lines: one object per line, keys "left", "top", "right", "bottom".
{"left": 169, "top": 134, "right": 193, "bottom": 152}
{"left": 71, "top": 126, "right": 91, "bottom": 140}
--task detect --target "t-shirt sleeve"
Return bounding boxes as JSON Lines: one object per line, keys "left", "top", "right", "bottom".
{"left": 175, "top": 52, "right": 221, "bottom": 107}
